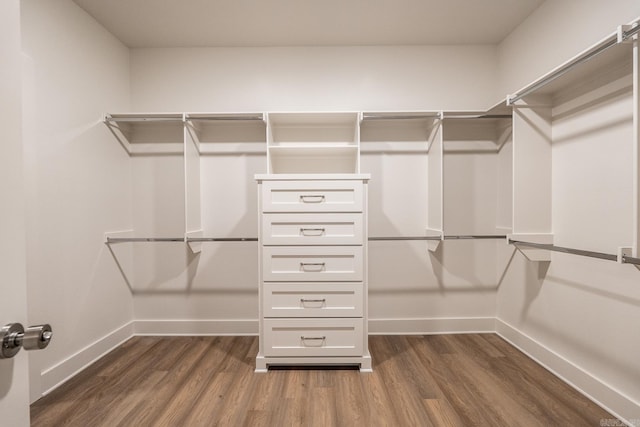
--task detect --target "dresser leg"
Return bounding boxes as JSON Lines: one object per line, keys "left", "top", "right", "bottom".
{"left": 359, "top": 355, "right": 373, "bottom": 372}
{"left": 255, "top": 355, "right": 268, "bottom": 373}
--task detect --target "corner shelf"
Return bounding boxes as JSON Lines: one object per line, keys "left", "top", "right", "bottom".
{"left": 507, "top": 21, "right": 639, "bottom": 262}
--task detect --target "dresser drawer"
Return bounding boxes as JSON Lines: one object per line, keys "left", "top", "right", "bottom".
{"left": 263, "top": 283, "right": 363, "bottom": 318}
{"left": 262, "top": 246, "right": 363, "bottom": 282}
{"left": 261, "top": 213, "right": 363, "bottom": 246}
{"left": 263, "top": 318, "right": 363, "bottom": 357}
{"left": 261, "top": 180, "right": 363, "bottom": 213}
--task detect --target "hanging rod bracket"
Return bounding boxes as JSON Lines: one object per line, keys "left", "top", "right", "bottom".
{"left": 618, "top": 247, "right": 633, "bottom": 264}
{"left": 617, "top": 24, "right": 639, "bottom": 44}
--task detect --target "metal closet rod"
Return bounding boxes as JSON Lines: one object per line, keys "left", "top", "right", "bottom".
{"left": 105, "top": 116, "right": 183, "bottom": 123}
{"left": 444, "top": 235, "right": 507, "bottom": 240}
{"left": 510, "top": 240, "right": 640, "bottom": 265}
{"left": 368, "top": 235, "right": 506, "bottom": 241}
{"left": 187, "top": 237, "right": 259, "bottom": 242}
{"left": 369, "top": 236, "right": 440, "bottom": 241}
{"left": 187, "top": 115, "right": 264, "bottom": 121}
{"left": 107, "top": 235, "right": 508, "bottom": 243}
{"left": 443, "top": 114, "right": 512, "bottom": 119}
{"left": 106, "top": 237, "right": 185, "bottom": 243}
{"left": 106, "top": 237, "right": 259, "bottom": 243}
{"left": 361, "top": 113, "right": 441, "bottom": 121}
{"left": 508, "top": 22, "right": 640, "bottom": 105}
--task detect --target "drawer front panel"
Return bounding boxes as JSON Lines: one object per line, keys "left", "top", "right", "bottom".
{"left": 263, "top": 283, "right": 363, "bottom": 318}
{"left": 262, "top": 180, "right": 363, "bottom": 213}
{"left": 262, "top": 213, "right": 363, "bottom": 246}
{"left": 263, "top": 318, "right": 363, "bottom": 357}
{"left": 262, "top": 246, "right": 363, "bottom": 282}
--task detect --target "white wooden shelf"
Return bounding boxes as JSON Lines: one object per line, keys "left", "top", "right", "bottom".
{"left": 104, "top": 113, "right": 184, "bottom": 154}
{"left": 360, "top": 111, "right": 440, "bottom": 153}
{"left": 267, "top": 112, "right": 360, "bottom": 174}
{"left": 185, "top": 113, "right": 266, "bottom": 154}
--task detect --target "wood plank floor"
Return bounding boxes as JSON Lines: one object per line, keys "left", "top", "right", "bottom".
{"left": 31, "top": 334, "right": 617, "bottom": 426}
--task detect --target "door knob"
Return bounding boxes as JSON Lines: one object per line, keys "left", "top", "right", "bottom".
{"left": 0, "top": 323, "right": 53, "bottom": 359}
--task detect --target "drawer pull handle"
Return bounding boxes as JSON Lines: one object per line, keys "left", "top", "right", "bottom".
{"left": 300, "top": 298, "right": 326, "bottom": 304}
{"left": 301, "top": 336, "right": 326, "bottom": 346}
{"left": 300, "top": 228, "right": 325, "bottom": 236}
{"left": 299, "top": 194, "right": 325, "bottom": 203}
{"left": 300, "top": 262, "right": 325, "bottom": 272}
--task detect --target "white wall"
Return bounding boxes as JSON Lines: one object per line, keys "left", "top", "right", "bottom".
{"left": 21, "top": 0, "right": 132, "bottom": 401}
{"left": 362, "top": 149, "right": 498, "bottom": 332}
{"left": 131, "top": 153, "right": 264, "bottom": 335}
{"left": 127, "top": 45, "right": 501, "bottom": 333}
{"left": 496, "top": 0, "right": 640, "bottom": 421}
{"left": 497, "top": 0, "right": 640, "bottom": 99}
{"left": 131, "top": 45, "right": 498, "bottom": 112}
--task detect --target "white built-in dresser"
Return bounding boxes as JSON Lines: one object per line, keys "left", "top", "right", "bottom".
{"left": 255, "top": 112, "right": 371, "bottom": 372}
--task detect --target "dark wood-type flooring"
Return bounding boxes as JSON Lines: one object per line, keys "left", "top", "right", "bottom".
{"left": 31, "top": 334, "right": 617, "bottom": 426}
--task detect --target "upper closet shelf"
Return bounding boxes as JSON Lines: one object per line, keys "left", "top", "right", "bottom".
{"left": 185, "top": 113, "right": 266, "bottom": 154}
{"left": 104, "top": 113, "right": 184, "bottom": 155}
{"left": 361, "top": 111, "right": 441, "bottom": 121}
{"left": 442, "top": 101, "right": 512, "bottom": 119}
{"left": 360, "top": 111, "right": 441, "bottom": 153}
{"left": 186, "top": 113, "right": 264, "bottom": 122}
{"left": 507, "top": 22, "right": 639, "bottom": 104}
{"left": 441, "top": 104, "right": 512, "bottom": 153}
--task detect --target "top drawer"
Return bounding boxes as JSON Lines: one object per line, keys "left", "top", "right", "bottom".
{"left": 261, "top": 180, "right": 363, "bottom": 213}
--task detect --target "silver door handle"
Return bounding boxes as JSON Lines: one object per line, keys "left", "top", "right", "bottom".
{"left": 0, "top": 323, "right": 53, "bottom": 359}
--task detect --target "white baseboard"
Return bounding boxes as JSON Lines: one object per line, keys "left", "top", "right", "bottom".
{"left": 39, "top": 321, "right": 134, "bottom": 400}
{"left": 495, "top": 319, "right": 640, "bottom": 426}
{"left": 133, "top": 318, "right": 495, "bottom": 336}
{"left": 368, "top": 317, "right": 496, "bottom": 335}
{"left": 134, "top": 319, "right": 259, "bottom": 336}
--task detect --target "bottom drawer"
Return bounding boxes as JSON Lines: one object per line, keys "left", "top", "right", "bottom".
{"left": 263, "top": 318, "right": 363, "bottom": 357}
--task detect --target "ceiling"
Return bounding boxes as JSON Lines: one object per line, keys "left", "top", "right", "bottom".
{"left": 73, "top": 0, "right": 545, "bottom": 48}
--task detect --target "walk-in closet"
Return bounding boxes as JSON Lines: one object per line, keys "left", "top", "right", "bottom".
{"left": 2, "top": 0, "right": 640, "bottom": 425}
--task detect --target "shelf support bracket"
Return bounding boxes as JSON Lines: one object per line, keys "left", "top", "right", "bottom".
{"left": 425, "top": 228, "right": 443, "bottom": 252}
{"left": 509, "top": 234, "right": 553, "bottom": 262}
